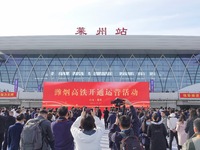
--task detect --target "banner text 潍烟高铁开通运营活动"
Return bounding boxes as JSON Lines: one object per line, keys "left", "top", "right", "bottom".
{"left": 42, "top": 82, "right": 150, "bottom": 108}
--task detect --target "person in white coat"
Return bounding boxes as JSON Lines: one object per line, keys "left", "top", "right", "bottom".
{"left": 70, "top": 108, "right": 105, "bottom": 150}
{"left": 167, "top": 109, "right": 179, "bottom": 150}
{"left": 176, "top": 114, "right": 187, "bottom": 150}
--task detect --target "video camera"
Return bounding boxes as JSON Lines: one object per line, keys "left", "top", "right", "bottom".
{"left": 111, "top": 98, "right": 125, "bottom": 107}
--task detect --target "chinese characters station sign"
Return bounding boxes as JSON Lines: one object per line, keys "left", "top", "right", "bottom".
{"left": 0, "top": 92, "right": 17, "bottom": 98}
{"left": 75, "top": 27, "right": 127, "bottom": 35}
{"left": 180, "top": 93, "right": 200, "bottom": 99}
{"left": 43, "top": 82, "right": 149, "bottom": 108}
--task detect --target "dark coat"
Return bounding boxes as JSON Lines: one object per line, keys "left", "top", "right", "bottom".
{"left": 109, "top": 124, "right": 137, "bottom": 150}
{"left": 147, "top": 122, "right": 167, "bottom": 150}
{"left": 107, "top": 112, "right": 117, "bottom": 129}
{"left": 109, "top": 124, "right": 121, "bottom": 149}
{"left": 24, "top": 113, "right": 31, "bottom": 122}
{"left": 0, "top": 115, "right": 6, "bottom": 134}
{"left": 5, "top": 116, "right": 16, "bottom": 131}
{"left": 51, "top": 117, "right": 74, "bottom": 150}
{"left": 3, "top": 115, "right": 16, "bottom": 150}
{"left": 0, "top": 115, "right": 6, "bottom": 149}
{"left": 108, "top": 106, "right": 140, "bottom": 150}
{"left": 8, "top": 123, "right": 23, "bottom": 150}
{"left": 185, "top": 117, "right": 197, "bottom": 139}
{"left": 96, "top": 109, "right": 102, "bottom": 119}
{"left": 128, "top": 106, "right": 140, "bottom": 137}
{"left": 37, "top": 115, "right": 55, "bottom": 150}
{"left": 103, "top": 109, "right": 109, "bottom": 119}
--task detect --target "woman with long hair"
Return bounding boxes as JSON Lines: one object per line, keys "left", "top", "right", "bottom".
{"left": 141, "top": 115, "right": 151, "bottom": 150}
{"left": 176, "top": 114, "right": 187, "bottom": 150}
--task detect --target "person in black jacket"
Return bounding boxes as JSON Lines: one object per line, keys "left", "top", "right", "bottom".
{"left": 147, "top": 112, "right": 168, "bottom": 150}
{"left": 96, "top": 107, "right": 102, "bottom": 120}
{"left": 109, "top": 99, "right": 140, "bottom": 150}
{"left": 140, "top": 116, "right": 151, "bottom": 150}
{"left": 0, "top": 110, "right": 6, "bottom": 150}
{"left": 107, "top": 107, "right": 118, "bottom": 149}
{"left": 103, "top": 107, "right": 109, "bottom": 129}
{"left": 107, "top": 108, "right": 117, "bottom": 130}
{"left": 185, "top": 109, "right": 197, "bottom": 139}
{"left": 3, "top": 110, "right": 16, "bottom": 150}
{"left": 196, "top": 108, "right": 200, "bottom": 118}
{"left": 24, "top": 109, "right": 31, "bottom": 123}
{"left": 109, "top": 115, "right": 133, "bottom": 150}
{"left": 7, "top": 113, "right": 24, "bottom": 150}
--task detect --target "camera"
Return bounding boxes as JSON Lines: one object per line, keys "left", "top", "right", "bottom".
{"left": 111, "top": 98, "right": 125, "bottom": 107}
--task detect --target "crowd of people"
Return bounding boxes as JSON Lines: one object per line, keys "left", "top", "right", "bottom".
{"left": 0, "top": 99, "right": 200, "bottom": 150}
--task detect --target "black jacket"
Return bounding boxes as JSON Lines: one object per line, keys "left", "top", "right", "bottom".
{"left": 109, "top": 125, "right": 135, "bottom": 150}
{"left": 185, "top": 117, "right": 197, "bottom": 139}
{"left": 8, "top": 123, "right": 23, "bottom": 150}
{"left": 0, "top": 115, "right": 6, "bottom": 134}
{"left": 108, "top": 105, "right": 140, "bottom": 150}
{"left": 147, "top": 122, "right": 167, "bottom": 150}
{"left": 109, "top": 124, "right": 121, "bottom": 150}
{"left": 103, "top": 110, "right": 109, "bottom": 119}
{"left": 5, "top": 116, "right": 16, "bottom": 131}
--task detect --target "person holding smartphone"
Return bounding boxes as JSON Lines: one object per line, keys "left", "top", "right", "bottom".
{"left": 70, "top": 107, "right": 105, "bottom": 150}
{"left": 109, "top": 99, "right": 141, "bottom": 150}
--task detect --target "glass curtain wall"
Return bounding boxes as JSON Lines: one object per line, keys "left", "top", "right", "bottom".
{"left": 0, "top": 54, "right": 200, "bottom": 92}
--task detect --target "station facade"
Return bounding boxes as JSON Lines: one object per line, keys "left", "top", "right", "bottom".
{"left": 0, "top": 35, "right": 200, "bottom": 108}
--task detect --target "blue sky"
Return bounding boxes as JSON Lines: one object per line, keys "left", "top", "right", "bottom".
{"left": 0, "top": 0, "right": 199, "bottom": 36}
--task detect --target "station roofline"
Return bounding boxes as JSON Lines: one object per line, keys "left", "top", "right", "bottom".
{"left": 0, "top": 35, "right": 200, "bottom": 54}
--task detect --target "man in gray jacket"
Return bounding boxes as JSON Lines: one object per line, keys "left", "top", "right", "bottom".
{"left": 182, "top": 118, "right": 200, "bottom": 150}
{"left": 37, "top": 109, "right": 55, "bottom": 150}
{"left": 20, "top": 109, "right": 54, "bottom": 150}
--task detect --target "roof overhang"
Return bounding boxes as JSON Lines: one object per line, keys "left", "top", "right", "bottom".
{"left": 0, "top": 35, "right": 200, "bottom": 54}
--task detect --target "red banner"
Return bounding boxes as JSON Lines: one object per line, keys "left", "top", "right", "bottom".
{"left": 43, "top": 82, "right": 150, "bottom": 108}
{"left": 180, "top": 93, "right": 200, "bottom": 99}
{"left": 0, "top": 92, "right": 17, "bottom": 98}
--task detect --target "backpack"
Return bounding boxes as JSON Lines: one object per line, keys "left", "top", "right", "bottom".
{"left": 120, "top": 132, "right": 144, "bottom": 150}
{"left": 20, "top": 119, "right": 45, "bottom": 150}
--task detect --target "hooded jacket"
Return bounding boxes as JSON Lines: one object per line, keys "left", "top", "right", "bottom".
{"left": 70, "top": 116, "right": 105, "bottom": 150}
{"left": 147, "top": 120, "right": 167, "bottom": 150}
